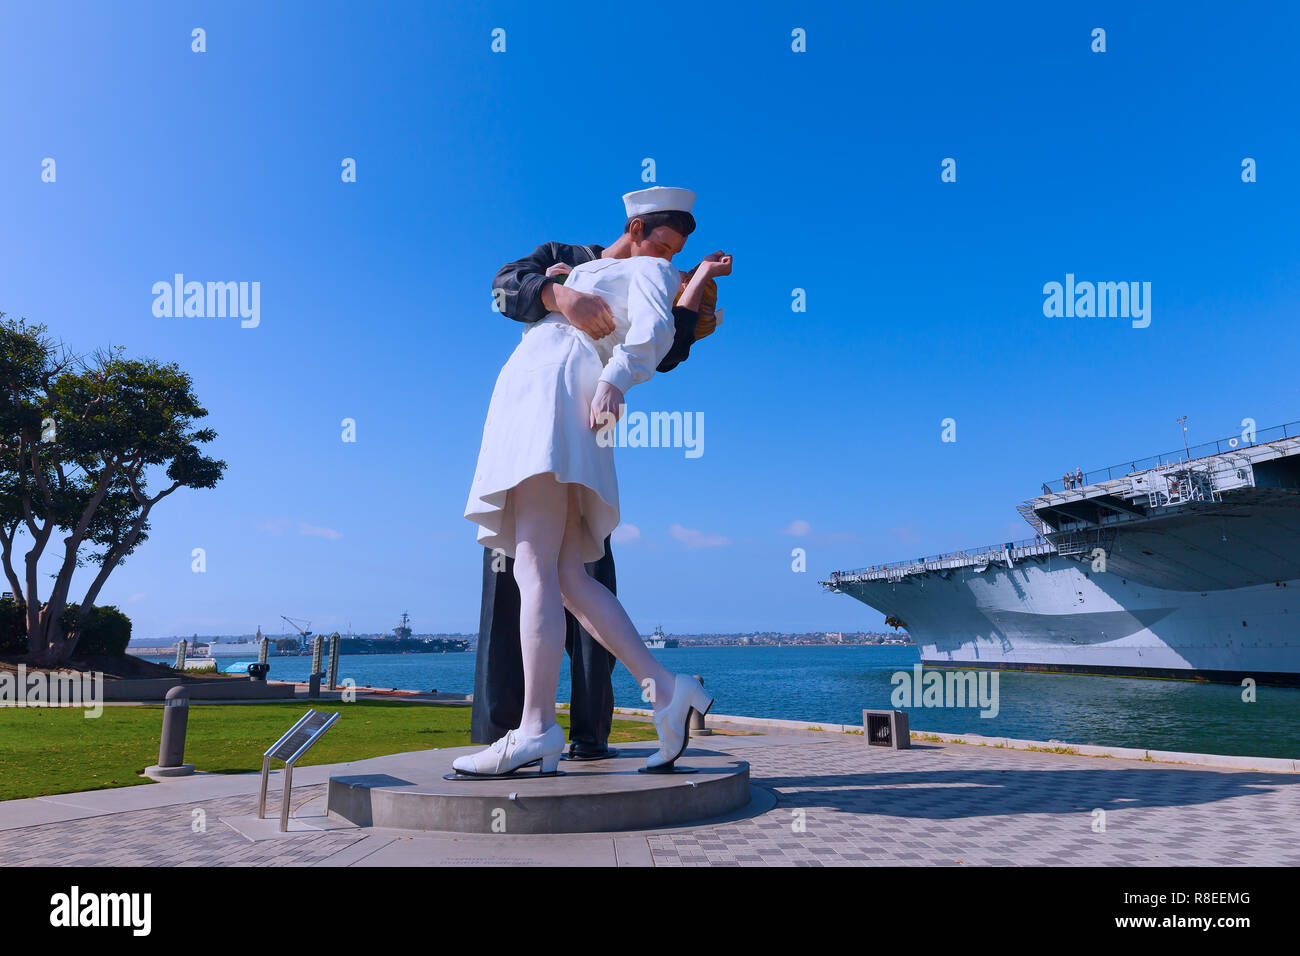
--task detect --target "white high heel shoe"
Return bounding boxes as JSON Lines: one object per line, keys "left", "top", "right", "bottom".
{"left": 451, "top": 723, "right": 565, "bottom": 777}
{"left": 645, "top": 674, "right": 714, "bottom": 772}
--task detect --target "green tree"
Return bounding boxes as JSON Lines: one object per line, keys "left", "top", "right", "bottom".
{"left": 65, "top": 604, "right": 133, "bottom": 656}
{"left": 0, "top": 314, "right": 225, "bottom": 665}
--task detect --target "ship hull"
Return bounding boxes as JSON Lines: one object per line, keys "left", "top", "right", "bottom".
{"left": 836, "top": 554, "right": 1300, "bottom": 685}
{"left": 205, "top": 643, "right": 278, "bottom": 658}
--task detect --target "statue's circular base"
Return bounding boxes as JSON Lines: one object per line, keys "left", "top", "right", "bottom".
{"left": 327, "top": 744, "right": 749, "bottom": 834}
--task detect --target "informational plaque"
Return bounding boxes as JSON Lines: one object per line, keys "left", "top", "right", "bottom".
{"left": 267, "top": 710, "right": 337, "bottom": 762}
{"left": 259, "top": 709, "right": 341, "bottom": 830}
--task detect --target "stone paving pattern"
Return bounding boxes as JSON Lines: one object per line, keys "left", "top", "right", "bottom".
{"left": 0, "top": 787, "right": 359, "bottom": 866}
{"left": 647, "top": 741, "right": 1300, "bottom": 866}
{"left": 3, "top": 736, "right": 1298, "bottom": 866}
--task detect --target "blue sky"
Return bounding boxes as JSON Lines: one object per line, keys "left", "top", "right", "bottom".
{"left": 1, "top": 1, "right": 1298, "bottom": 639}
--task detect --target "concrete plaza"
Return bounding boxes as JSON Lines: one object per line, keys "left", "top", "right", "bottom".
{"left": 2, "top": 716, "right": 1298, "bottom": 866}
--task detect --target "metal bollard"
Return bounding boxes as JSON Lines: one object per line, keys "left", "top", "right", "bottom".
{"left": 327, "top": 632, "right": 340, "bottom": 691}
{"left": 690, "top": 674, "right": 711, "bottom": 736}
{"left": 145, "top": 686, "right": 195, "bottom": 777}
{"left": 308, "top": 635, "right": 323, "bottom": 698}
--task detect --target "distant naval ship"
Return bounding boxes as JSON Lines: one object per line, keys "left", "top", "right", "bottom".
{"left": 823, "top": 420, "right": 1300, "bottom": 685}
{"left": 203, "top": 626, "right": 277, "bottom": 658}
{"left": 644, "top": 626, "right": 679, "bottom": 649}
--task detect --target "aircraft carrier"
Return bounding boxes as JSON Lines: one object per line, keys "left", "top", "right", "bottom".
{"left": 822, "top": 421, "right": 1300, "bottom": 685}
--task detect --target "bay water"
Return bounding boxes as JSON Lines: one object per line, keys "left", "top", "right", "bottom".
{"left": 169, "top": 645, "right": 1300, "bottom": 759}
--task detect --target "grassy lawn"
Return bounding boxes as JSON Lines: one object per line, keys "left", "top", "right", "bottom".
{"left": 0, "top": 700, "right": 657, "bottom": 802}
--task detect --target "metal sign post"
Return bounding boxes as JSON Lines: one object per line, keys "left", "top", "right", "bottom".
{"left": 258, "top": 709, "right": 340, "bottom": 831}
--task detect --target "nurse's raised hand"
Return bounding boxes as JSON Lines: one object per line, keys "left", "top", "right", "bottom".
{"left": 589, "top": 381, "right": 625, "bottom": 432}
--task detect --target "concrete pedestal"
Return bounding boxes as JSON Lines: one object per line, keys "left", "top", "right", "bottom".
{"left": 326, "top": 744, "right": 749, "bottom": 834}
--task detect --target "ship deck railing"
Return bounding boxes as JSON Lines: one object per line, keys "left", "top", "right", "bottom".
{"left": 825, "top": 536, "right": 1057, "bottom": 586}
{"left": 1032, "top": 433, "right": 1300, "bottom": 518}
{"left": 1041, "top": 419, "right": 1300, "bottom": 494}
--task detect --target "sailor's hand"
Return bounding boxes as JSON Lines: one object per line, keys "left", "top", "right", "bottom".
{"left": 555, "top": 284, "right": 616, "bottom": 339}
{"left": 589, "top": 381, "right": 625, "bottom": 432}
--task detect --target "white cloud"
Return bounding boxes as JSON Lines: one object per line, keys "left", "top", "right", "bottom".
{"left": 298, "top": 522, "right": 342, "bottom": 540}
{"left": 782, "top": 519, "right": 812, "bottom": 537}
{"left": 668, "top": 523, "right": 731, "bottom": 550}
{"left": 612, "top": 523, "right": 641, "bottom": 544}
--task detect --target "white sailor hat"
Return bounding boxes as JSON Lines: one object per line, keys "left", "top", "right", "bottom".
{"left": 622, "top": 185, "right": 696, "bottom": 218}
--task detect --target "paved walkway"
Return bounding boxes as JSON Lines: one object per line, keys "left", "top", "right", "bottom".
{"left": 3, "top": 728, "right": 1298, "bottom": 866}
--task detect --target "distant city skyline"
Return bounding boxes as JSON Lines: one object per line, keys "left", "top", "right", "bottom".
{"left": 133, "top": 629, "right": 913, "bottom": 647}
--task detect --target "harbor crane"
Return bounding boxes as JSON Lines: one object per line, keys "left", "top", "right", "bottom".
{"left": 280, "top": 615, "right": 313, "bottom": 651}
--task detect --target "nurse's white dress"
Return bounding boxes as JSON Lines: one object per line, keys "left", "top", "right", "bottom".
{"left": 465, "top": 255, "right": 679, "bottom": 563}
